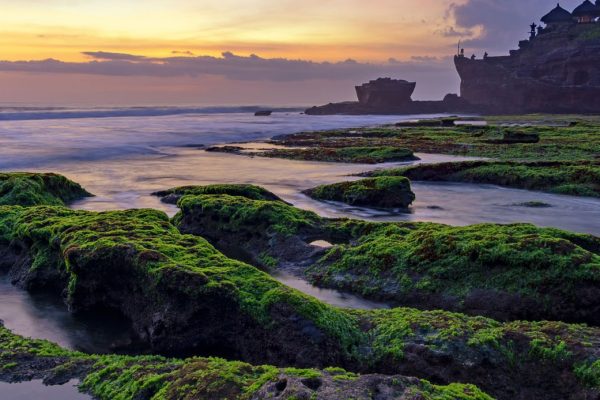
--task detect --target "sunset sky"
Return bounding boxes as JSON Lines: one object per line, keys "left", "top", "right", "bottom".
{"left": 0, "top": 0, "right": 584, "bottom": 105}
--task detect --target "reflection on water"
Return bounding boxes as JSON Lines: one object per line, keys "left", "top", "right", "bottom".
{"left": 0, "top": 277, "right": 134, "bottom": 353}
{"left": 0, "top": 380, "right": 90, "bottom": 400}
{"left": 273, "top": 272, "right": 389, "bottom": 310}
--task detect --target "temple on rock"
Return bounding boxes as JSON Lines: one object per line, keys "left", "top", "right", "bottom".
{"left": 455, "top": 1, "right": 600, "bottom": 113}
{"left": 307, "top": 2, "right": 600, "bottom": 115}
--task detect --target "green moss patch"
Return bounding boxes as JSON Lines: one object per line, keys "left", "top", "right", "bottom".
{"left": 268, "top": 120, "right": 600, "bottom": 162}
{"left": 0, "top": 323, "right": 496, "bottom": 400}
{"left": 256, "top": 146, "right": 417, "bottom": 164}
{"left": 153, "top": 184, "right": 284, "bottom": 204}
{"left": 304, "top": 177, "right": 415, "bottom": 208}
{"left": 312, "top": 222, "right": 600, "bottom": 305}
{"left": 176, "top": 194, "right": 322, "bottom": 237}
{"left": 0, "top": 173, "right": 92, "bottom": 206}
{"left": 368, "top": 161, "right": 600, "bottom": 198}
{"left": 173, "top": 191, "right": 600, "bottom": 326}
{"left": 0, "top": 205, "right": 362, "bottom": 362}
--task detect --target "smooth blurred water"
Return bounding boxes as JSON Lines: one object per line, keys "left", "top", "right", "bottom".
{"left": 0, "top": 110, "right": 413, "bottom": 169}
{"left": 0, "top": 380, "right": 90, "bottom": 400}
{"left": 0, "top": 110, "right": 597, "bottom": 235}
{"left": 0, "top": 277, "right": 134, "bottom": 353}
{"left": 273, "top": 272, "right": 389, "bottom": 310}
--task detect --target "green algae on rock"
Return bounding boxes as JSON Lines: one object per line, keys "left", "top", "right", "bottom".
{"left": 153, "top": 183, "right": 284, "bottom": 205}
{"left": 366, "top": 160, "right": 600, "bottom": 198}
{"left": 0, "top": 173, "right": 92, "bottom": 206}
{"left": 0, "top": 205, "right": 361, "bottom": 367}
{"left": 207, "top": 145, "right": 419, "bottom": 164}
{"left": 172, "top": 191, "right": 600, "bottom": 326}
{"left": 267, "top": 120, "right": 600, "bottom": 162}
{"left": 303, "top": 177, "right": 415, "bottom": 208}
{"left": 0, "top": 323, "right": 496, "bottom": 400}
{"left": 3, "top": 198, "right": 600, "bottom": 398}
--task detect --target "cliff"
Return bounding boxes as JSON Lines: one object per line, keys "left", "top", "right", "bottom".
{"left": 456, "top": 23, "right": 600, "bottom": 114}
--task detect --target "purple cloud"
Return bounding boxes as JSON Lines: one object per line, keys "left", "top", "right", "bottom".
{"left": 0, "top": 51, "right": 453, "bottom": 83}
{"left": 447, "top": 0, "right": 581, "bottom": 54}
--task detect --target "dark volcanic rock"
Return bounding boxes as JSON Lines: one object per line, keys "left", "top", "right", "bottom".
{"left": 305, "top": 97, "right": 476, "bottom": 116}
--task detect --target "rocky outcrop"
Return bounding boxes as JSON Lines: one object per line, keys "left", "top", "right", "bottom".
{"left": 0, "top": 206, "right": 354, "bottom": 367}
{"left": 4, "top": 177, "right": 600, "bottom": 399}
{"left": 455, "top": 23, "right": 600, "bottom": 114}
{"left": 303, "top": 177, "right": 416, "bottom": 208}
{"left": 0, "top": 173, "right": 92, "bottom": 206}
{"left": 355, "top": 78, "right": 416, "bottom": 107}
{"left": 172, "top": 189, "right": 600, "bottom": 326}
{"left": 305, "top": 95, "right": 476, "bottom": 116}
{"left": 0, "top": 322, "right": 495, "bottom": 400}
{"left": 152, "top": 183, "right": 284, "bottom": 204}
{"left": 2, "top": 197, "right": 600, "bottom": 398}
{"left": 365, "top": 160, "right": 600, "bottom": 198}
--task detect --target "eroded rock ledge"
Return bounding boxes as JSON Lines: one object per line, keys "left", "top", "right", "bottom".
{"left": 303, "top": 176, "right": 416, "bottom": 208}
{"left": 0, "top": 323, "right": 491, "bottom": 400}
{"left": 363, "top": 160, "right": 600, "bottom": 198}
{"left": 171, "top": 188, "right": 600, "bottom": 326}
{"left": 1, "top": 177, "right": 600, "bottom": 399}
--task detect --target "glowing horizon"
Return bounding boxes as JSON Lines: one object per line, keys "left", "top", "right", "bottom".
{"left": 0, "top": 0, "right": 466, "bottom": 63}
{"left": 0, "top": 0, "right": 585, "bottom": 105}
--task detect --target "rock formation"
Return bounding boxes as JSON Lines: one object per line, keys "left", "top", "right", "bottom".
{"left": 308, "top": 2, "right": 600, "bottom": 115}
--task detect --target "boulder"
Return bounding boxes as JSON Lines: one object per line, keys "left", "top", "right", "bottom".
{"left": 303, "top": 177, "right": 415, "bottom": 208}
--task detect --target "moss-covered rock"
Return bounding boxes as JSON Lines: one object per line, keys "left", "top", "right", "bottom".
{"left": 3, "top": 200, "right": 600, "bottom": 398}
{"left": 172, "top": 191, "right": 600, "bottom": 326}
{"left": 152, "top": 184, "right": 284, "bottom": 204}
{"left": 173, "top": 194, "right": 327, "bottom": 270}
{"left": 0, "top": 173, "right": 92, "bottom": 206}
{"left": 0, "top": 206, "right": 360, "bottom": 367}
{"left": 498, "top": 131, "right": 540, "bottom": 144}
{"left": 267, "top": 120, "right": 600, "bottom": 162}
{"left": 367, "top": 161, "right": 600, "bottom": 198}
{"left": 0, "top": 323, "right": 494, "bottom": 400}
{"left": 207, "top": 145, "right": 419, "bottom": 164}
{"left": 310, "top": 222, "right": 600, "bottom": 325}
{"left": 304, "top": 177, "right": 415, "bottom": 208}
